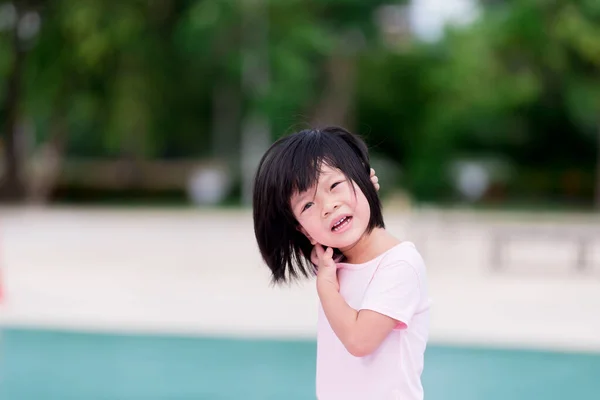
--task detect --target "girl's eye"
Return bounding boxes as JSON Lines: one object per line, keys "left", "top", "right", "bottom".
{"left": 331, "top": 181, "right": 344, "bottom": 190}
{"left": 302, "top": 202, "right": 314, "bottom": 212}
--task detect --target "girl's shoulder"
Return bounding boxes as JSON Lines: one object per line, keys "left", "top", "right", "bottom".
{"left": 379, "top": 241, "right": 426, "bottom": 271}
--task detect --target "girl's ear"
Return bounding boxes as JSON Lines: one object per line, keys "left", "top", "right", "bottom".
{"left": 297, "top": 225, "right": 317, "bottom": 245}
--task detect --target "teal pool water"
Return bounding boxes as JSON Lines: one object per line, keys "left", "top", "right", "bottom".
{"left": 1, "top": 328, "right": 599, "bottom": 399}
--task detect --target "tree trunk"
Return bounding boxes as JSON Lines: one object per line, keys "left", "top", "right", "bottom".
{"left": 240, "top": 0, "right": 271, "bottom": 205}
{"left": 212, "top": 81, "right": 241, "bottom": 163}
{"left": 311, "top": 52, "right": 358, "bottom": 129}
{"left": 211, "top": 23, "right": 242, "bottom": 165}
{"left": 596, "top": 121, "right": 600, "bottom": 209}
{"left": 0, "top": 16, "right": 27, "bottom": 202}
{"left": 26, "top": 97, "right": 69, "bottom": 204}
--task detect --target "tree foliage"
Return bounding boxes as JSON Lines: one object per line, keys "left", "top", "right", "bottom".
{"left": 0, "top": 0, "right": 599, "bottom": 206}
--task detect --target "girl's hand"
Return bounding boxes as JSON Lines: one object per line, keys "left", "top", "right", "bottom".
{"left": 315, "top": 245, "right": 339, "bottom": 292}
{"left": 370, "top": 168, "right": 380, "bottom": 191}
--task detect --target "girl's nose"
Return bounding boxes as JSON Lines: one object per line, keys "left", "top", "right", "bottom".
{"left": 323, "top": 203, "right": 339, "bottom": 218}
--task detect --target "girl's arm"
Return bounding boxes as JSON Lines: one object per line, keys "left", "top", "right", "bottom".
{"left": 314, "top": 245, "right": 421, "bottom": 358}
{"left": 317, "top": 281, "right": 398, "bottom": 357}
{"left": 314, "top": 245, "right": 402, "bottom": 357}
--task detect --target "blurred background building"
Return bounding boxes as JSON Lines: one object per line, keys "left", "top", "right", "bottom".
{"left": 1, "top": 0, "right": 599, "bottom": 399}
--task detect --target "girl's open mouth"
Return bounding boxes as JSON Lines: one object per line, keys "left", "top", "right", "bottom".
{"left": 331, "top": 216, "right": 352, "bottom": 232}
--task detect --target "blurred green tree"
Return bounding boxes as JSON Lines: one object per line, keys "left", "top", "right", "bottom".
{"left": 358, "top": 0, "right": 600, "bottom": 206}
{"left": 2, "top": 0, "right": 599, "bottom": 207}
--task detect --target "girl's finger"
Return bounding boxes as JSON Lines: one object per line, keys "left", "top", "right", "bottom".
{"left": 370, "top": 168, "right": 375, "bottom": 177}
{"left": 315, "top": 245, "right": 335, "bottom": 267}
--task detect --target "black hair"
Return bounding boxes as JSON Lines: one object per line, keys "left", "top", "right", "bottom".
{"left": 252, "top": 126, "right": 384, "bottom": 284}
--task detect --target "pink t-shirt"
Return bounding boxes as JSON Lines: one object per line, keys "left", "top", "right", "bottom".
{"left": 316, "top": 242, "right": 430, "bottom": 400}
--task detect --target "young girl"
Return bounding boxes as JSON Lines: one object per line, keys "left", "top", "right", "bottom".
{"left": 252, "top": 126, "right": 430, "bottom": 400}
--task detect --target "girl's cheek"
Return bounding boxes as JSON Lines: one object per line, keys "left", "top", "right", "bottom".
{"left": 348, "top": 187, "right": 358, "bottom": 207}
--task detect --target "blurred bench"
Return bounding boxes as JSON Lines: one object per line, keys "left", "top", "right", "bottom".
{"left": 490, "top": 225, "right": 599, "bottom": 272}
{"left": 58, "top": 158, "right": 230, "bottom": 190}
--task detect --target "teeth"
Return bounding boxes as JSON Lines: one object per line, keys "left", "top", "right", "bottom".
{"left": 332, "top": 216, "right": 350, "bottom": 231}
{"left": 334, "top": 217, "right": 346, "bottom": 228}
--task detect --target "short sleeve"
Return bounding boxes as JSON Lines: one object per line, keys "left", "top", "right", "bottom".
{"left": 359, "top": 261, "right": 421, "bottom": 329}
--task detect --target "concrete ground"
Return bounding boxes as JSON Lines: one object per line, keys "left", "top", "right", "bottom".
{"left": 1, "top": 206, "right": 599, "bottom": 353}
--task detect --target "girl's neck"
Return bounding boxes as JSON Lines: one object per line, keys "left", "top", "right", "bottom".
{"left": 340, "top": 228, "right": 400, "bottom": 264}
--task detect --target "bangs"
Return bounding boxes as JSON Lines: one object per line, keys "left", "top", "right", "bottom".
{"left": 280, "top": 131, "right": 367, "bottom": 208}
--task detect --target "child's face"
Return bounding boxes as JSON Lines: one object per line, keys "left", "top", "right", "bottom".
{"left": 290, "top": 164, "right": 371, "bottom": 252}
